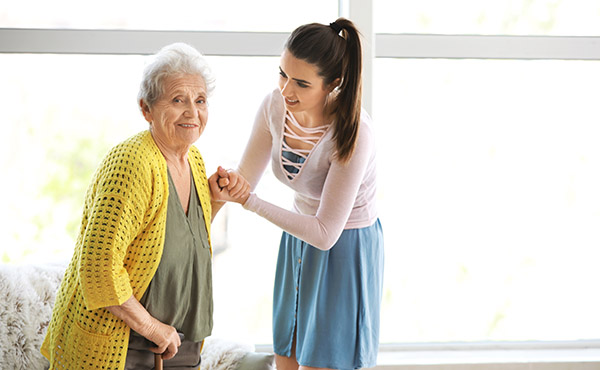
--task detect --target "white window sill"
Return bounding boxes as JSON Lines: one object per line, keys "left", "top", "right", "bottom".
{"left": 256, "top": 341, "right": 600, "bottom": 369}
{"left": 374, "top": 342, "right": 600, "bottom": 370}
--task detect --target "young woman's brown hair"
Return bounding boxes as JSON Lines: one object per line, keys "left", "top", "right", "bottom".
{"left": 284, "top": 17, "right": 362, "bottom": 163}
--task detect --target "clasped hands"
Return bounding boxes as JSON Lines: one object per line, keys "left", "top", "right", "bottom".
{"left": 208, "top": 166, "right": 250, "bottom": 204}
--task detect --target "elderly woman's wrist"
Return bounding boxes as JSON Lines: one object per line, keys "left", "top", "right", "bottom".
{"left": 136, "top": 315, "right": 159, "bottom": 339}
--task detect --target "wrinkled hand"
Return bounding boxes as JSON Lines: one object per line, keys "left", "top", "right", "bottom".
{"left": 106, "top": 295, "right": 181, "bottom": 360}
{"left": 208, "top": 166, "right": 250, "bottom": 204}
{"left": 145, "top": 319, "right": 181, "bottom": 360}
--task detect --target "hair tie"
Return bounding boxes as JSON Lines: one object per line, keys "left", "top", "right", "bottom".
{"left": 329, "top": 21, "right": 343, "bottom": 34}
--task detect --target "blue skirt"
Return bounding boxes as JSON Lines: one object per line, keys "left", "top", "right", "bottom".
{"left": 273, "top": 219, "right": 384, "bottom": 370}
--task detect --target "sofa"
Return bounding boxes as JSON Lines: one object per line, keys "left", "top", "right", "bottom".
{"left": 0, "top": 262, "right": 274, "bottom": 370}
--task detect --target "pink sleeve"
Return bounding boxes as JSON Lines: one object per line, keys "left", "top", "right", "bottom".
{"left": 236, "top": 95, "right": 274, "bottom": 191}
{"left": 243, "top": 124, "right": 373, "bottom": 251}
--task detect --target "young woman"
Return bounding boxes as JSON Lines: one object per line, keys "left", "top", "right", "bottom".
{"left": 210, "top": 18, "right": 384, "bottom": 370}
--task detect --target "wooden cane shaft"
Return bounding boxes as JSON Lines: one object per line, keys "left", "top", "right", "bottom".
{"left": 154, "top": 353, "right": 163, "bottom": 370}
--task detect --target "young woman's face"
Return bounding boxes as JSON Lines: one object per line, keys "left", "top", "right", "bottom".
{"left": 278, "top": 49, "right": 332, "bottom": 119}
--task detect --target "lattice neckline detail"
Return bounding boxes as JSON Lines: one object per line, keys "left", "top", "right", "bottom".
{"left": 281, "top": 111, "right": 331, "bottom": 180}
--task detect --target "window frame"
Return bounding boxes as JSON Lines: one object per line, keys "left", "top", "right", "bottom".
{"left": 1, "top": 0, "right": 599, "bottom": 366}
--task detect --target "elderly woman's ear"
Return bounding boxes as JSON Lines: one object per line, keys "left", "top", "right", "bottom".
{"left": 140, "top": 99, "right": 153, "bottom": 124}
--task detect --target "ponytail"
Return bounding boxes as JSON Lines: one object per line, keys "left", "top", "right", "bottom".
{"left": 285, "top": 17, "right": 363, "bottom": 163}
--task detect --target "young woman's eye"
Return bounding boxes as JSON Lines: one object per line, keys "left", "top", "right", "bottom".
{"left": 297, "top": 82, "right": 308, "bottom": 88}
{"left": 279, "top": 70, "right": 287, "bottom": 78}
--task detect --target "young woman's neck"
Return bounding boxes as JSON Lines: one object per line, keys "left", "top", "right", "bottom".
{"left": 293, "top": 103, "right": 334, "bottom": 128}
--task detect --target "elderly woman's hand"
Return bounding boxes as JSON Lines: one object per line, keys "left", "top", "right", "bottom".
{"left": 145, "top": 319, "right": 181, "bottom": 360}
{"left": 209, "top": 166, "right": 250, "bottom": 205}
{"left": 106, "top": 295, "right": 181, "bottom": 360}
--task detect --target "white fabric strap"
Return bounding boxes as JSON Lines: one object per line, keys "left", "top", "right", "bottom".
{"left": 282, "top": 112, "right": 330, "bottom": 179}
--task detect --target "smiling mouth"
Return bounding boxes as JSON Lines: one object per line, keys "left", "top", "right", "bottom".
{"left": 285, "top": 98, "right": 299, "bottom": 104}
{"left": 179, "top": 124, "right": 198, "bottom": 128}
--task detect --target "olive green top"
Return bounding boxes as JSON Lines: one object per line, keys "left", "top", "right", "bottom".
{"left": 139, "top": 169, "right": 213, "bottom": 342}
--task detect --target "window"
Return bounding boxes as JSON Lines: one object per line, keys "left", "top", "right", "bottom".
{"left": 1, "top": 0, "right": 599, "bottom": 356}
{"left": 0, "top": 54, "right": 143, "bottom": 263}
{"left": 1, "top": 0, "right": 337, "bottom": 32}
{"left": 374, "top": 58, "right": 600, "bottom": 343}
{"left": 374, "top": 0, "right": 600, "bottom": 36}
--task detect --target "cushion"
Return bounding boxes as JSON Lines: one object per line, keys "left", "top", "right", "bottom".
{"left": 235, "top": 352, "right": 275, "bottom": 370}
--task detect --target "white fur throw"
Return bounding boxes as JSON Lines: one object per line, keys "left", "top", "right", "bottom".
{"left": 201, "top": 336, "right": 255, "bottom": 370}
{"left": 0, "top": 262, "right": 65, "bottom": 370}
{"left": 0, "top": 262, "right": 261, "bottom": 370}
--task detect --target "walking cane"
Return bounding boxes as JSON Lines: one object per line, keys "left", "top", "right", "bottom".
{"left": 154, "top": 353, "right": 163, "bottom": 370}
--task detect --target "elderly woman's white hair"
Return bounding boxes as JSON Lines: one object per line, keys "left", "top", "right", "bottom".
{"left": 138, "top": 42, "right": 216, "bottom": 109}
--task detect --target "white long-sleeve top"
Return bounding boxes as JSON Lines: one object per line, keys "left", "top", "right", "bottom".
{"left": 240, "top": 89, "right": 378, "bottom": 250}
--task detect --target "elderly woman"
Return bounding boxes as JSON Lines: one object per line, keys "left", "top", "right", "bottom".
{"left": 41, "top": 43, "right": 240, "bottom": 370}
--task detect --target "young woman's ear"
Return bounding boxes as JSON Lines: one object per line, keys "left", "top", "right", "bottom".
{"left": 329, "top": 78, "right": 342, "bottom": 93}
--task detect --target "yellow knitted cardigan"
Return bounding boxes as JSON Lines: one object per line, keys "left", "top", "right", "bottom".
{"left": 41, "top": 130, "right": 212, "bottom": 370}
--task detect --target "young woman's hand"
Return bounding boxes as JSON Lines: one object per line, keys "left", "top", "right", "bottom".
{"left": 209, "top": 166, "right": 250, "bottom": 204}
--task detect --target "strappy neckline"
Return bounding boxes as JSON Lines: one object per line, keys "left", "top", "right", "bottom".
{"left": 280, "top": 111, "right": 331, "bottom": 181}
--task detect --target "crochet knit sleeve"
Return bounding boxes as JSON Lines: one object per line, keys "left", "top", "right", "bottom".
{"left": 78, "top": 143, "right": 151, "bottom": 310}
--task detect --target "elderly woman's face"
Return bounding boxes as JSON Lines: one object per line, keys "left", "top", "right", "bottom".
{"left": 144, "top": 74, "right": 208, "bottom": 150}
